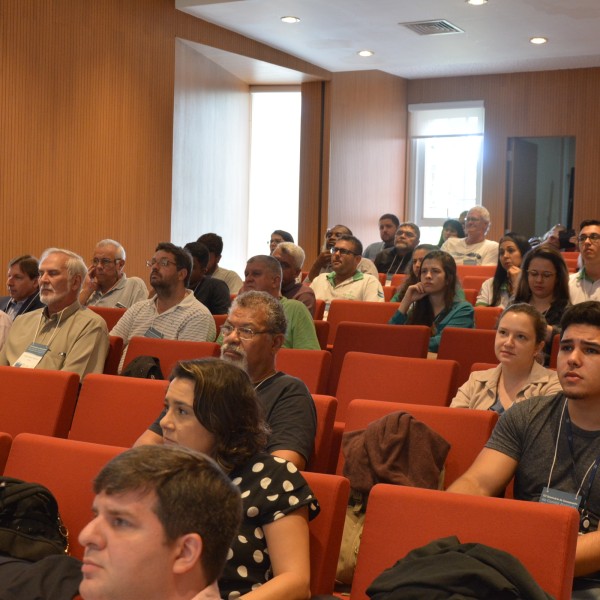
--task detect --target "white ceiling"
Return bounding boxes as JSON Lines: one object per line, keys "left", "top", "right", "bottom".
{"left": 177, "top": 0, "right": 600, "bottom": 81}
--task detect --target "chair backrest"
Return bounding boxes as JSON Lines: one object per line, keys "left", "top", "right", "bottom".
{"left": 328, "top": 323, "right": 430, "bottom": 395}
{"left": 471, "top": 362, "right": 498, "bottom": 373}
{"left": 561, "top": 251, "right": 580, "bottom": 260}
{"left": 326, "top": 300, "right": 400, "bottom": 345}
{"left": 456, "top": 264, "right": 496, "bottom": 283}
{"left": 307, "top": 395, "right": 337, "bottom": 474}
{"left": 377, "top": 273, "right": 386, "bottom": 285}
{"left": 4, "top": 433, "right": 126, "bottom": 559}
{"left": 437, "top": 327, "right": 498, "bottom": 388}
{"left": 390, "top": 273, "right": 407, "bottom": 287}
{"left": 122, "top": 336, "right": 220, "bottom": 377}
{"left": 313, "top": 320, "right": 330, "bottom": 350}
{"left": 213, "top": 313, "right": 227, "bottom": 332}
{"left": 87, "top": 306, "right": 127, "bottom": 331}
{"left": 351, "top": 484, "right": 578, "bottom": 600}
{"left": 462, "top": 274, "right": 489, "bottom": 293}
{"left": 302, "top": 471, "right": 350, "bottom": 595}
{"left": 69, "top": 374, "right": 168, "bottom": 446}
{"left": 337, "top": 399, "right": 498, "bottom": 485}
{"left": 275, "top": 348, "right": 331, "bottom": 394}
{"left": 463, "top": 288, "right": 478, "bottom": 305}
{"left": 550, "top": 332, "right": 560, "bottom": 368}
{"left": 0, "top": 432, "right": 12, "bottom": 475}
{"left": 314, "top": 299, "right": 326, "bottom": 320}
{"left": 382, "top": 286, "right": 397, "bottom": 301}
{"left": 0, "top": 367, "right": 79, "bottom": 438}
{"left": 474, "top": 305, "right": 502, "bottom": 329}
{"left": 335, "top": 352, "right": 459, "bottom": 422}
{"left": 103, "top": 335, "right": 124, "bottom": 375}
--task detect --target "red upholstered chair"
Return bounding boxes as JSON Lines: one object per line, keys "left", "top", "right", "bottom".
{"left": 275, "top": 348, "right": 331, "bottom": 394}
{"left": 122, "top": 337, "right": 220, "bottom": 377}
{"left": 351, "top": 484, "right": 578, "bottom": 600}
{"left": 550, "top": 332, "right": 560, "bottom": 368}
{"left": 213, "top": 313, "right": 227, "bottom": 332}
{"left": 462, "top": 274, "right": 489, "bottom": 294}
{"left": 474, "top": 305, "right": 502, "bottom": 329}
{"left": 69, "top": 374, "right": 168, "bottom": 447}
{"left": 314, "top": 299, "right": 326, "bottom": 320}
{"left": 313, "top": 320, "right": 330, "bottom": 350}
{"left": 87, "top": 306, "right": 126, "bottom": 331}
{"left": 0, "top": 367, "right": 79, "bottom": 438}
{"left": 306, "top": 395, "right": 337, "bottom": 474}
{"left": 301, "top": 471, "right": 350, "bottom": 595}
{"left": 327, "top": 322, "right": 430, "bottom": 395}
{"left": 377, "top": 273, "right": 386, "bottom": 285}
{"left": 437, "top": 327, "right": 498, "bottom": 388}
{"left": 390, "top": 273, "right": 407, "bottom": 287}
{"left": 0, "top": 432, "right": 12, "bottom": 474}
{"left": 456, "top": 264, "right": 496, "bottom": 284}
{"left": 382, "top": 286, "right": 397, "bottom": 301}
{"left": 4, "top": 433, "right": 126, "bottom": 559}
{"left": 336, "top": 399, "right": 498, "bottom": 487}
{"left": 463, "top": 288, "right": 478, "bottom": 305}
{"left": 103, "top": 335, "right": 124, "bottom": 375}
{"left": 471, "top": 362, "right": 498, "bottom": 373}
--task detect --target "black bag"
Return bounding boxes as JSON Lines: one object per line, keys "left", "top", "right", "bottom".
{"left": 0, "top": 478, "right": 68, "bottom": 562}
{"left": 121, "top": 355, "right": 164, "bottom": 379}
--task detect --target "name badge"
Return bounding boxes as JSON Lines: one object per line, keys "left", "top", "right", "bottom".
{"left": 144, "top": 326, "right": 164, "bottom": 339}
{"left": 13, "top": 342, "right": 49, "bottom": 369}
{"left": 539, "top": 486, "right": 581, "bottom": 510}
{"left": 385, "top": 274, "right": 393, "bottom": 287}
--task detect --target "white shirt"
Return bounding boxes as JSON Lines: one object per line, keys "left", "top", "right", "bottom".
{"left": 441, "top": 237, "right": 499, "bottom": 266}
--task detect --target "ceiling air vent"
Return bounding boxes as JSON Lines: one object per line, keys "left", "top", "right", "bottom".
{"left": 400, "top": 20, "right": 464, "bottom": 36}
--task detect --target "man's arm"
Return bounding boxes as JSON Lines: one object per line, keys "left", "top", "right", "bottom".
{"left": 574, "top": 530, "right": 600, "bottom": 577}
{"left": 447, "top": 447, "right": 518, "bottom": 497}
{"left": 363, "top": 276, "right": 385, "bottom": 302}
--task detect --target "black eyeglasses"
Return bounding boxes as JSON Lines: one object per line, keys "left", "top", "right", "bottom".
{"left": 92, "top": 258, "right": 119, "bottom": 266}
{"left": 578, "top": 233, "right": 600, "bottom": 244}
{"left": 330, "top": 247, "right": 357, "bottom": 256}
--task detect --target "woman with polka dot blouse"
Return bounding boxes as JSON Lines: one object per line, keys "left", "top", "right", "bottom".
{"left": 160, "top": 358, "right": 320, "bottom": 599}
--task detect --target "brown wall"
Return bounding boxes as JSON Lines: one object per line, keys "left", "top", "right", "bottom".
{"left": 408, "top": 68, "right": 600, "bottom": 240}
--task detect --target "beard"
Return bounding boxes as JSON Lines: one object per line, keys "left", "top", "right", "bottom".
{"left": 220, "top": 343, "right": 249, "bottom": 374}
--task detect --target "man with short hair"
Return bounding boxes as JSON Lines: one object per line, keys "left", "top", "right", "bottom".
{"left": 79, "top": 239, "right": 148, "bottom": 308}
{"left": 0, "top": 248, "right": 109, "bottom": 379}
{"left": 448, "top": 302, "right": 600, "bottom": 594}
{"left": 272, "top": 242, "right": 316, "bottom": 316}
{"left": 111, "top": 242, "right": 216, "bottom": 372}
{"left": 79, "top": 445, "right": 241, "bottom": 600}
{"left": 569, "top": 219, "right": 600, "bottom": 303}
{"left": 184, "top": 241, "right": 231, "bottom": 315}
{"left": 0, "top": 255, "right": 44, "bottom": 319}
{"left": 241, "top": 255, "right": 319, "bottom": 350}
{"left": 441, "top": 206, "right": 499, "bottom": 265}
{"left": 305, "top": 224, "right": 378, "bottom": 282}
{"left": 310, "top": 234, "right": 384, "bottom": 303}
{"left": 363, "top": 213, "right": 400, "bottom": 261}
{"left": 197, "top": 233, "right": 243, "bottom": 294}
{"left": 135, "top": 291, "right": 317, "bottom": 470}
{"left": 374, "top": 222, "right": 420, "bottom": 277}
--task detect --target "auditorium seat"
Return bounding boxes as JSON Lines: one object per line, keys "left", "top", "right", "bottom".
{"left": 313, "top": 319, "right": 330, "bottom": 350}
{"left": 462, "top": 274, "right": 488, "bottom": 293}
{"left": 87, "top": 306, "right": 126, "bottom": 331}
{"left": 307, "top": 395, "right": 337, "bottom": 474}
{"left": 275, "top": 348, "right": 331, "bottom": 394}
{"left": 0, "top": 432, "right": 12, "bottom": 474}
{"left": 456, "top": 264, "right": 496, "bottom": 283}
{"left": 314, "top": 299, "right": 326, "bottom": 320}
{"left": 473, "top": 305, "right": 502, "bottom": 329}
{"left": 382, "top": 286, "right": 397, "bottom": 301}
{"left": 103, "top": 335, "right": 124, "bottom": 375}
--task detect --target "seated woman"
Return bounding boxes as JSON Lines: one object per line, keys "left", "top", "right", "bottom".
{"left": 476, "top": 232, "right": 531, "bottom": 307}
{"left": 389, "top": 250, "right": 474, "bottom": 353}
{"left": 509, "top": 245, "right": 571, "bottom": 364}
{"left": 450, "top": 304, "right": 561, "bottom": 412}
{"left": 436, "top": 219, "right": 465, "bottom": 248}
{"left": 160, "top": 358, "right": 319, "bottom": 600}
{"left": 391, "top": 243, "right": 438, "bottom": 303}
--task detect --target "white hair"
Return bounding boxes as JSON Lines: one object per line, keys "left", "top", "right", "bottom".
{"left": 275, "top": 242, "right": 305, "bottom": 270}
{"left": 96, "top": 238, "right": 126, "bottom": 261}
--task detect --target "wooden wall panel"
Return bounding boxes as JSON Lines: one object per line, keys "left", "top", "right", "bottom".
{"left": 327, "top": 70, "right": 408, "bottom": 252}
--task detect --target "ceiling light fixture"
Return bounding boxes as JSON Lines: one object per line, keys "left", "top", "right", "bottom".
{"left": 358, "top": 50, "right": 374, "bottom": 57}
{"left": 466, "top": 0, "right": 488, "bottom": 5}
{"left": 530, "top": 36, "right": 548, "bottom": 45}
{"left": 281, "top": 16, "right": 300, "bottom": 24}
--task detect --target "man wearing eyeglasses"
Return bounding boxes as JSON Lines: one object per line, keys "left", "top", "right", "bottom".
{"left": 110, "top": 243, "right": 216, "bottom": 372}
{"left": 79, "top": 239, "right": 148, "bottom": 308}
{"left": 310, "top": 235, "right": 384, "bottom": 304}
{"left": 570, "top": 220, "right": 600, "bottom": 304}
{"left": 374, "top": 223, "right": 420, "bottom": 277}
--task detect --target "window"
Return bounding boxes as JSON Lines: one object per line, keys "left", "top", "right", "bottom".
{"left": 408, "top": 102, "right": 484, "bottom": 243}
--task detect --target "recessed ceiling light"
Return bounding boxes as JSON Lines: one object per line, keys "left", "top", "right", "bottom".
{"left": 281, "top": 16, "right": 300, "bottom": 24}
{"left": 530, "top": 36, "right": 548, "bottom": 44}
{"left": 358, "top": 50, "right": 374, "bottom": 57}
{"left": 466, "top": 0, "right": 488, "bottom": 5}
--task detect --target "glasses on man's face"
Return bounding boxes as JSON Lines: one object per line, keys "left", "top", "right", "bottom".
{"left": 466, "top": 217, "right": 482, "bottom": 223}
{"left": 330, "top": 247, "right": 357, "bottom": 256}
{"left": 220, "top": 324, "right": 273, "bottom": 340}
{"left": 92, "top": 258, "right": 118, "bottom": 267}
{"left": 527, "top": 270, "right": 556, "bottom": 280}
{"left": 146, "top": 258, "right": 177, "bottom": 268}
{"left": 578, "top": 233, "right": 600, "bottom": 244}
{"left": 396, "top": 230, "right": 416, "bottom": 239}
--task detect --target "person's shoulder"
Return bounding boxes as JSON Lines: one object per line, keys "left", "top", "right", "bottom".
{"left": 482, "top": 239, "right": 499, "bottom": 248}
{"left": 261, "top": 371, "right": 310, "bottom": 395}
{"left": 511, "top": 391, "right": 564, "bottom": 418}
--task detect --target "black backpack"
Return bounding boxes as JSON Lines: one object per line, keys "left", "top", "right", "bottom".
{"left": 0, "top": 477, "right": 69, "bottom": 561}
{"left": 121, "top": 355, "right": 164, "bottom": 379}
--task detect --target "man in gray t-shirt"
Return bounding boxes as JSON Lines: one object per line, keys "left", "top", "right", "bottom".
{"left": 449, "top": 301, "right": 600, "bottom": 591}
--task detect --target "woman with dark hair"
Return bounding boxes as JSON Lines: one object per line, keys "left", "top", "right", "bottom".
{"left": 476, "top": 232, "right": 531, "bottom": 307}
{"left": 389, "top": 250, "right": 474, "bottom": 352}
{"left": 450, "top": 304, "right": 560, "bottom": 412}
{"left": 160, "top": 358, "right": 319, "bottom": 600}
{"left": 391, "top": 243, "right": 438, "bottom": 303}
{"left": 437, "top": 219, "right": 465, "bottom": 248}
{"left": 269, "top": 230, "right": 294, "bottom": 254}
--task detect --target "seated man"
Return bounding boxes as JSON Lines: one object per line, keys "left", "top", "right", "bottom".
{"left": 441, "top": 206, "right": 499, "bottom": 265}
{"left": 184, "top": 241, "right": 231, "bottom": 315}
{"left": 363, "top": 213, "right": 400, "bottom": 261}
{"left": 241, "top": 256, "right": 320, "bottom": 350}
{"left": 0, "top": 254, "right": 44, "bottom": 319}
{"left": 111, "top": 242, "right": 216, "bottom": 372}
{"left": 311, "top": 234, "right": 384, "bottom": 305}
{"left": 374, "top": 222, "right": 420, "bottom": 278}
{"left": 570, "top": 219, "right": 600, "bottom": 303}
{"left": 79, "top": 445, "right": 242, "bottom": 600}
{"left": 197, "top": 233, "right": 243, "bottom": 294}
{"left": 136, "top": 291, "right": 317, "bottom": 470}
{"left": 0, "top": 248, "right": 109, "bottom": 379}
{"left": 79, "top": 239, "right": 148, "bottom": 308}
{"left": 271, "top": 241, "right": 316, "bottom": 316}
{"left": 448, "top": 301, "right": 600, "bottom": 596}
